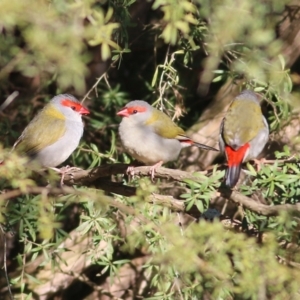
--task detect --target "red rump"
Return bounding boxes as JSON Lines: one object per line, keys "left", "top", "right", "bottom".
{"left": 179, "top": 139, "right": 193, "bottom": 145}
{"left": 61, "top": 99, "right": 89, "bottom": 115}
{"left": 225, "top": 143, "right": 249, "bottom": 167}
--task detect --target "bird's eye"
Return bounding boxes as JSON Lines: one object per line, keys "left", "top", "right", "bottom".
{"left": 71, "top": 106, "right": 76, "bottom": 111}
{"left": 133, "top": 110, "right": 138, "bottom": 114}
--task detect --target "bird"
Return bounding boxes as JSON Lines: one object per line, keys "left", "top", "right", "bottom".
{"left": 117, "top": 100, "right": 218, "bottom": 179}
{"left": 219, "top": 90, "right": 269, "bottom": 188}
{"left": 12, "top": 94, "right": 89, "bottom": 181}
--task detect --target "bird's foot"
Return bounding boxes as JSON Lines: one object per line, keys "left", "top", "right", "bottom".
{"left": 252, "top": 158, "right": 266, "bottom": 172}
{"left": 49, "top": 166, "right": 81, "bottom": 186}
{"left": 149, "top": 161, "right": 163, "bottom": 181}
{"left": 126, "top": 166, "right": 136, "bottom": 178}
{"left": 125, "top": 160, "right": 143, "bottom": 179}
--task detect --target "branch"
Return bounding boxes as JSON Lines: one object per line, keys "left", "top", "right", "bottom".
{"left": 0, "top": 185, "right": 184, "bottom": 213}
{"left": 221, "top": 188, "right": 300, "bottom": 217}
{"left": 4, "top": 164, "right": 300, "bottom": 217}
{"left": 149, "top": 193, "right": 184, "bottom": 211}
{"left": 62, "top": 163, "right": 205, "bottom": 185}
{"left": 63, "top": 163, "right": 300, "bottom": 216}
{"left": 0, "top": 91, "right": 19, "bottom": 112}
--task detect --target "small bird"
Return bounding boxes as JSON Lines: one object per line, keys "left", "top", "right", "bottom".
{"left": 219, "top": 90, "right": 269, "bottom": 188}
{"left": 12, "top": 94, "right": 89, "bottom": 179}
{"left": 117, "top": 100, "right": 218, "bottom": 179}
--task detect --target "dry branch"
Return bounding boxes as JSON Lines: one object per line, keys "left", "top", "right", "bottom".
{"left": 62, "top": 163, "right": 300, "bottom": 217}
{"left": 221, "top": 188, "right": 300, "bottom": 217}
{"left": 2, "top": 163, "right": 300, "bottom": 220}
{"left": 62, "top": 164, "right": 206, "bottom": 185}
{"left": 0, "top": 183, "right": 184, "bottom": 213}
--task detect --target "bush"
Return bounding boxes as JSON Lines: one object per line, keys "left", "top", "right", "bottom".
{"left": 1, "top": 0, "right": 300, "bottom": 299}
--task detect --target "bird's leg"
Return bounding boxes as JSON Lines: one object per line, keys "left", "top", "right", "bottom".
{"left": 252, "top": 158, "right": 266, "bottom": 172}
{"left": 49, "top": 166, "right": 81, "bottom": 186}
{"left": 149, "top": 161, "right": 163, "bottom": 181}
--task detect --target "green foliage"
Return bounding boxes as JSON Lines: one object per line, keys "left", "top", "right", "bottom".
{"left": 153, "top": 0, "right": 198, "bottom": 44}
{"left": 0, "top": 0, "right": 120, "bottom": 92}
{"left": 1, "top": 0, "right": 300, "bottom": 299}
{"left": 199, "top": 0, "right": 286, "bottom": 86}
{"left": 182, "top": 166, "right": 223, "bottom": 212}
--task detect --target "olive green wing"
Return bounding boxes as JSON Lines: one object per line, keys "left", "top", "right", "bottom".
{"left": 223, "top": 100, "right": 265, "bottom": 146}
{"left": 13, "top": 113, "right": 66, "bottom": 156}
{"left": 145, "top": 109, "right": 184, "bottom": 139}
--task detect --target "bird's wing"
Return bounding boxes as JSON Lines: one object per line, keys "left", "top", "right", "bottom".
{"left": 219, "top": 118, "right": 226, "bottom": 153}
{"left": 223, "top": 100, "right": 266, "bottom": 148}
{"left": 145, "top": 109, "right": 185, "bottom": 139}
{"left": 13, "top": 113, "right": 66, "bottom": 156}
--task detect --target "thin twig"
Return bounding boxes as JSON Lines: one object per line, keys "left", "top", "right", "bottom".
{"left": 257, "top": 156, "right": 298, "bottom": 164}
{"left": 0, "top": 91, "right": 19, "bottom": 112}
{"left": 81, "top": 56, "right": 120, "bottom": 104}
{"left": 0, "top": 225, "right": 14, "bottom": 300}
{"left": 0, "top": 51, "right": 25, "bottom": 80}
{"left": 81, "top": 72, "right": 108, "bottom": 104}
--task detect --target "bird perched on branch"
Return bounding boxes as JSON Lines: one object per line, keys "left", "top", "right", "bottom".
{"left": 117, "top": 100, "right": 218, "bottom": 179}
{"left": 219, "top": 90, "right": 269, "bottom": 188}
{"left": 12, "top": 94, "right": 89, "bottom": 181}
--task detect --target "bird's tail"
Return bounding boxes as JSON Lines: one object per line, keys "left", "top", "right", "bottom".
{"left": 193, "top": 141, "right": 219, "bottom": 151}
{"left": 224, "top": 144, "right": 249, "bottom": 188}
{"left": 225, "top": 164, "right": 242, "bottom": 188}
{"left": 177, "top": 135, "right": 219, "bottom": 151}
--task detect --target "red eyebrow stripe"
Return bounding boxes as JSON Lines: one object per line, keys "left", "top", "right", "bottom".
{"left": 126, "top": 106, "right": 147, "bottom": 114}
{"left": 61, "top": 99, "right": 90, "bottom": 115}
{"left": 117, "top": 105, "right": 147, "bottom": 117}
{"left": 61, "top": 99, "right": 82, "bottom": 110}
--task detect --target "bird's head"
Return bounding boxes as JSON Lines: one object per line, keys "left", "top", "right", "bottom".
{"left": 50, "top": 94, "right": 90, "bottom": 121}
{"left": 236, "top": 90, "right": 260, "bottom": 104}
{"left": 117, "top": 100, "right": 152, "bottom": 125}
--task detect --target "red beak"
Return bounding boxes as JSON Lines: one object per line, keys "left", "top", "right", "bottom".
{"left": 117, "top": 107, "right": 129, "bottom": 117}
{"left": 79, "top": 106, "right": 90, "bottom": 115}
